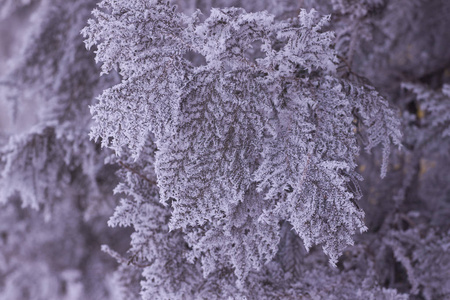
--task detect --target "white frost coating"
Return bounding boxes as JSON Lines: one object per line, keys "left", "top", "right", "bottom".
{"left": 83, "top": 0, "right": 401, "bottom": 297}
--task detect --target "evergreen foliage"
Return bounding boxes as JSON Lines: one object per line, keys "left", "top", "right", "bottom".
{"left": 1, "top": 0, "right": 449, "bottom": 299}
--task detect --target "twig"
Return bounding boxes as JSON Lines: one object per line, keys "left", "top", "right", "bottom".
{"left": 118, "top": 160, "right": 157, "bottom": 186}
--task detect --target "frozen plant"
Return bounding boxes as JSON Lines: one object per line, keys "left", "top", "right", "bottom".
{"left": 83, "top": 0, "right": 401, "bottom": 297}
